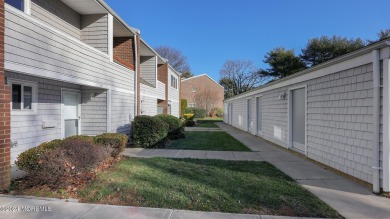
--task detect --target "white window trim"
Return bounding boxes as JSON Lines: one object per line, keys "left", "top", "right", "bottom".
{"left": 9, "top": 78, "right": 38, "bottom": 116}
{"left": 171, "top": 75, "right": 178, "bottom": 89}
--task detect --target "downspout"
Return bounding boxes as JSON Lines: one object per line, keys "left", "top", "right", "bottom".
{"left": 134, "top": 34, "right": 139, "bottom": 117}
{"left": 372, "top": 49, "right": 381, "bottom": 194}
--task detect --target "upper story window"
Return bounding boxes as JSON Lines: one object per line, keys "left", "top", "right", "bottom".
{"left": 192, "top": 86, "right": 197, "bottom": 93}
{"left": 9, "top": 79, "right": 37, "bottom": 115}
{"left": 171, "top": 75, "right": 178, "bottom": 89}
{"left": 6, "top": 0, "right": 24, "bottom": 11}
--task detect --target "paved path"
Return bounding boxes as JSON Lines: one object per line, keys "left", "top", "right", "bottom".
{"left": 184, "top": 127, "right": 224, "bottom": 132}
{"left": 0, "top": 195, "right": 309, "bottom": 219}
{"left": 123, "top": 148, "right": 263, "bottom": 161}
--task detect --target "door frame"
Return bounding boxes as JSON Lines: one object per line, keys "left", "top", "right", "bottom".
{"left": 246, "top": 98, "right": 252, "bottom": 132}
{"left": 288, "top": 85, "right": 307, "bottom": 155}
{"left": 255, "top": 95, "right": 263, "bottom": 136}
{"left": 61, "top": 89, "right": 81, "bottom": 139}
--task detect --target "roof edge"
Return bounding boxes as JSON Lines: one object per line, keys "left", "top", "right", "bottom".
{"left": 225, "top": 39, "right": 390, "bottom": 101}
{"left": 182, "top": 74, "right": 224, "bottom": 89}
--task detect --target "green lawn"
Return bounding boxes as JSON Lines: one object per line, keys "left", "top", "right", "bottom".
{"left": 166, "top": 131, "right": 251, "bottom": 151}
{"left": 196, "top": 117, "right": 223, "bottom": 128}
{"left": 79, "top": 158, "right": 340, "bottom": 218}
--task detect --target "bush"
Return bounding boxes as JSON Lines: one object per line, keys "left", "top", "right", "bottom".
{"left": 94, "top": 133, "right": 128, "bottom": 157}
{"left": 154, "top": 115, "right": 184, "bottom": 139}
{"left": 184, "top": 107, "right": 207, "bottom": 118}
{"left": 181, "top": 99, "right": 188, "bottom": 115}
{"left": 183, "top": 114, "right": 194, "bottom": 120}
{"left": 210, "top": 107, "right": 224, "bottom": 117}
{"left": 30, "top": 138, "right": 111, "bottom": 188}
{"left": 16, "top": 139, "right": 63, "bottom": 172}
{"left": 132, "top": 115, "right": 169, "bottom": 148}
{"left": 185, "top": 120, "right": 195, "bottom": 127}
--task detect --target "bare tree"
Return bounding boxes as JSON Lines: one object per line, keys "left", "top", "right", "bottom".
{"left": 155, "top": 46, "right": 191, "bottom": 73}
{"left": 219, "top": 60, "right": 268, "bottom": 97}
{"left": 193, "top": 88, "right": 219, "bottom": 113}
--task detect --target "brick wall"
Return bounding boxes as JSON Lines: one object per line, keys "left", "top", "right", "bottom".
{"left": 0, "top": 0, "right": 10, "bottom": 190}
{"left": 181, "top": 75, "right": 225, "bottom": 109}
{"left": 158, "top": 63, "right": 168, "bottom": 114}
{"left": 113, "top": 37, "right": 135, "bottom": 69}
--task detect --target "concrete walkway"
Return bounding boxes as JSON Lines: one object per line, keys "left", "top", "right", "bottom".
{"left": 0, "top": 195, "right": 308, "bottom": 219}
{"left": 185, "top": 127, "right": 224, "bottom": 132}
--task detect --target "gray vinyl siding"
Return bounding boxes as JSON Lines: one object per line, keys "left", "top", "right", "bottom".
{"left": 111, "top": 90, "right": 134, "bottom": 134}
{"left": 140, "top": 96, "right": 158, "bottom": 116}
{"left": 31, "top": 0, "right": 81, "bottom": 39}
{"left": 140, "top": 56, "right": 157, "bottom": 87}
{"left": 81, "top": 88, "right": 108, "bottom": 135}
{"left": 5, "top": 71, "right": 81, "bottom": 164}
{"left": 5, "top": 7, "right": 134, "bottom": 94}
{"left": 5, "top": 6, "right": 135, "bottom": 162}
{"left": 157, "top": 81, "right": 166, "bottom": 100}
{"left": 168, "top": 68, "right": 180, "bottom": 117}
{"left": 226, "top": 63, "right": 375, "bottom": 184}
{"left": 81, "top": 14, "right": 109, "bottom": 54}
{"left": 139, "top": 83, "right": 162, "bottom": 116}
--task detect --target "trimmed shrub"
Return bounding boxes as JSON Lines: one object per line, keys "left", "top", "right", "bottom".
{"left": 30, "top": 138, "right": 111, "bottom": 188}
{"left": 210, "top": 107, "right": 224, "bottom": 117}
{"left": 16, "top": 139, "right": 63, "bottom": 172}
{"left": 94, "top": 133, "right": 128, "bottom": 157}
{"left": 185, "top": 120, "right": 195, "bottom": 127}
{"left": 183, "top": 114, "right": 194, "bottom": 120}
{"left": 181, "top": 99, "right": 188, "bottom": 115}
{"left": 184, "top": 107, "right": 207, "bottom": 118}
{"left": 154, "top": 115, "right": 184, "bottom": 139}
{"left": 132, "top": 115, "right": 169, "bottom": 148}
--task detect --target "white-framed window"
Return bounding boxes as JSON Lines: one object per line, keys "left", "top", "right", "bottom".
{"left": 192, "top": 86, "right": 197, "bottom": 93}
{"left": 171, "top": 75, "right": 178, "bottom": 89}
{"left": 189, "top": 103, "right": 196, "bottom": 107}
{"left": 9, "top": 79, "right": 38, "bottom": 115}
{"left": 6, "top": 0, "right": 24, "bottom": 11}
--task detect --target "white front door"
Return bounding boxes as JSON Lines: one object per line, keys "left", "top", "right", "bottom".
{"left": 247, "top": 99, "right": 252, "bottom": 132}
{"left": 291, "top": 88, "right": 306, "bottom": 152}
{"left": 256, "top": 97, "right": 262, "bottom": 135}
{"left": 62, "top": 90, "right": 81, "bottom": 138}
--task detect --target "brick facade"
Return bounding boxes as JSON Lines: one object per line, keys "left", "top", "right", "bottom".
{"left": 113, "top": 37, "right": 135, "bottom": 69}
{"left": 158, "top": 63, "right": 168, "bottom": 114}
{"left": 0, "top": 0, "right": 10, "bottom": 190}
{"left": 181, "top": 75, "right": 224, "bottom": 109}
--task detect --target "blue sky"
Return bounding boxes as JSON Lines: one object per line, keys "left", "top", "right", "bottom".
{"left": 106, "top": 0, "right": 390, "bottom": 82}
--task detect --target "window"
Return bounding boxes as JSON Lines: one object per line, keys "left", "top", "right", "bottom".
{"left": 6, "top": 0, "right": 24, "bottom": 11}
{"left": 171, "top": 75, "right": 178, "bottom": 89}
{"left": 189, "top": 103, "right": 196, "bottom": 107}
{"left": 9, "top": 79, "right": 37, "bottom": 114}
{"left": 192, "top": 86, "right": 197, "bottom": 93}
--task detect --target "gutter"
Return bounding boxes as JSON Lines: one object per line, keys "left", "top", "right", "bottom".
{"left": 134, "top": 34, "right": 139, "bottom": 116}
{"left": 372, "top": 50, "right": 381, "bottom": 194}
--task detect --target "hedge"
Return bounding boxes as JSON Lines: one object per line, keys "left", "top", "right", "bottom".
{"left": 94, "top": 133, "right": 128, "bottom": 157}
{"left": 16, "top": 134, "right": 128, "bottom": 173}
{"left": 154, "top": 114, "right": 184, "bottom": 139}
{"left": 184, "top": 107, "right": 207, "bottom": 118}
{"left": 132, "top": 115, "right": 169, "bottom": 148}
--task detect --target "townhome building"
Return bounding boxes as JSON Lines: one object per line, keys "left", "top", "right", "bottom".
{"left": 0, "top": 0, "right": 181, "bottom": 189}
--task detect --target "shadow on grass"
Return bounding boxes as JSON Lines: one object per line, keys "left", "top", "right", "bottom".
{"left": 79, "top": 158, "right": 341, "bottom": 218}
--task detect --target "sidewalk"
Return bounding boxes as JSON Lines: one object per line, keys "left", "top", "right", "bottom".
{"left": 0, "top": 195, "right": 308, "bottom": 219}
